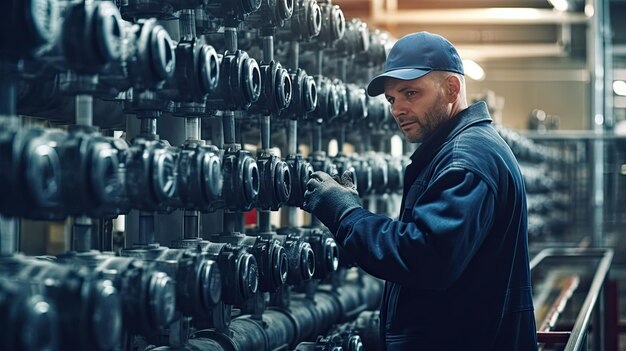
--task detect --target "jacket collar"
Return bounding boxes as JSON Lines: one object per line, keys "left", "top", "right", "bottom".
{"left": 409, "top": 101, "right": 492, "bottom": 168}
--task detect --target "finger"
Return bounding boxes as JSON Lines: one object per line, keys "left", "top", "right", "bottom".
{"left": 311, "top": 171, "right": 334, "bottom": 182}
{"left": 302, "top": 190, "right": 314, "bottom": 211}
{"left": 309, "top": 171, "right": 325, "bottom": 181}
{"left": 306, "top": 178, "right": 320, "bottom": 191}
{"left": 342, "top": 170, "right": 355, "bottom": 185}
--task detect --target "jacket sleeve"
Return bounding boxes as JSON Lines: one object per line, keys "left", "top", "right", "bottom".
{"left": 336, "top": 167, "right": 495, "bottom": 290}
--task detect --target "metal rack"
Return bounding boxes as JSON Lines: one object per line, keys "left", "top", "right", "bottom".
{"left": 531, "top": 247, "right": 614, "bottom": 351}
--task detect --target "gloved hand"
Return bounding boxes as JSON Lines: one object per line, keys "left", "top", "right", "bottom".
{"left": 302, "top": 170, "right": 362, "bottom": 234}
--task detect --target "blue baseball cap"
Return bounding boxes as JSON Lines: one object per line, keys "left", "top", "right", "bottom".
{"left": 367, "top": 32, "right": 464, "bottom": 96}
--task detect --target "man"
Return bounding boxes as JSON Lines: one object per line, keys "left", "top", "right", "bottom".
{"left": 302, "top": 32, "right": 538, "bottom": 350}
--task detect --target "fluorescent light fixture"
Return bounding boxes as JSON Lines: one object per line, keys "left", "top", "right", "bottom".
{"left": 547, "top": 0, "right": 569, "bottom": 12}
{"left": 613, "top": 80, "right": 626, "bottom": 96}
{"left": 462, "top": 59, "right": 485, "bottom": 81}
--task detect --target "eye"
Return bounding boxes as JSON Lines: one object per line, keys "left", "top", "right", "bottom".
{"left": 406, "top": 90, "right": 417, "bottom": 98}
{"left": 386, "top": 97, "right": 394, "bottom": 105}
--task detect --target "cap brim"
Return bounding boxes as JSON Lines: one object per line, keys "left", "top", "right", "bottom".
{"left": 366, "top": 68, "right": 431, "bottom": 96}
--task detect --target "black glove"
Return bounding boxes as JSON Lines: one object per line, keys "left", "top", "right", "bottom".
{"left": 302, "top": 170, "right": 362, "bottom": 234}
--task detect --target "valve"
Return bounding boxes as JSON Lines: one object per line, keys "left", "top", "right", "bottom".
{"left": 341, "top": 84, "right": 368, "bottom": 124}
{"left": 250, "top": 60, "right": 292, "bottom": 116}
{"left": 354, "top": 29, "right": 389, "bottom": 69}
{"left": 210, "top": 232, "right": 288, "bottom": 293}
{"left": 125, "top": 137, "right": 179, "bottom": 212}
{"left": 334, "top": 80, "right": 349, "bottom": 122}
{"left": 309, "top": 150, "right": 337, "bottom": 176}
{"left": 274, "top": 229, "right": 316, "bottom": 284}
{"left": 174, "top": 143, "right": 224, "bottom": 211}
{"left": 62, "top": 0, "right": 123, "bottom": 75}
{"left": 333, "top": 19, "right": 369, "bottom": 58}
{"left": 297, "top": 227, "right": 338, "bottom": 279}
{"left": 100, "top": 18, "right": 176, "bottom": 93}
{"left": 162, "top": 39, "right": 220, "bottom": 104}
{"left": 277, "top": 0, "right": 321, "bottom": 41}
{"left": 200, "top": 242, "right": 259, "bottom": 306}
{"left": 351, "top": 155, "right": 373, "bottom": 197}
{"left": 245, "top": 0, "right": 294, "bottom": 29}
{"left": 0, "top": 126, "right": 67, "bottom": 220}
{"left": 221, "top": 149, "right": 260, "bottom": 211}
{"left": 0, "top": 255, "right": 123, "bottom": 351}
{"left": 122, "top": 246, "right": 222, "bottom": 319}
{"left": 365, "top": 95, "right": 391, "bottom": 130}
{"left": 245, "top": 236, "right": 288, "bottom": 292}
{"left": 285, "top": 154, "right": 313, "bottom": 207}
{"left": 315, "top": 1, "right": 345, "bottom": 49}
{"left": 366, "top": 153, "right": 388, "bottom": 195}
{"left": 256, "top": 152, "right": 291, "bottom": 211}
{"left": 55, "top": 251, "right": 177, "bottom": 335}
{"left": 386, "top": 155, "right": 405, "bottom": 193}
{"left": 310, "top": 76, "right": 339, "bottom": 122}
{"left": 0, "top": 0, "right": 60, "bottom": 60}
{"left": 281, "top": 68, "right": 317, "bottom": 119}
{"left": 206, "top": 50, "right": 262, "bottom": 111}
{"left": 57, "top": 126, "right": 129, "bottom": 218}
{"left": 0, "top": 278, "right": 59, "bottom": 351}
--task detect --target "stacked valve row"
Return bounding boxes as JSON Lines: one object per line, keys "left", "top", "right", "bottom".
{"left": 496, "top": 126, "right": 574, "bottom": 239}
{"left": 0, "top": 0, "right": 400, "bottom": 350}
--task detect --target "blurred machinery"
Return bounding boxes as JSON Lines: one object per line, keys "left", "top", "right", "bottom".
{"left": 0, "top": 1, "right": 588, "bottom": 350}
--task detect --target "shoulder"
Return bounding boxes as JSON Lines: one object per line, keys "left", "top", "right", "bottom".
{"left": 440, "top": 123, "right": 518, "bottom": 191}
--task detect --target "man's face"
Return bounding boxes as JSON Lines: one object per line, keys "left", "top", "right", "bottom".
{"left": 383, "top": 74, "right": 451, "bottom": 143}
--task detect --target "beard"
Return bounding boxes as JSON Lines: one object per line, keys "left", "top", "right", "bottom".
{"left": 407, "top": 92, "right": 450, "bottom": 143}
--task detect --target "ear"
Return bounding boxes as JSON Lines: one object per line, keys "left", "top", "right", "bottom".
{"left": 443, "top": 74, "right": 461, "bottom": 102}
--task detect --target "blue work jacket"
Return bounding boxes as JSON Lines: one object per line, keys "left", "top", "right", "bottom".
{"left": 336, "top": 102, "right": 538, "bottom": 350}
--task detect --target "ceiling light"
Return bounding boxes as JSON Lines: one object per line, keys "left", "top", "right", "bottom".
{"left": 547, "top": 0, "right": 569, "bottom": 12}
{"left": 462, "top": 59, "right": 485, "bottom": 81}
{"left": 614, "top": 80, "right": 626, "bottom": 96}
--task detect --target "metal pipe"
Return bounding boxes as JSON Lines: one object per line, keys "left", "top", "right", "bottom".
{"left": 0, "top": 72, "right": 18, "bottom": 254}
{"left": 75, "top": 94, "right": 93, "bottom": 126}
{"left": 185, "top": 117, "right": 200, "bottom": 141}
{"left": 316, "top": 51, "right": 323, "bottom": 77}
{"left": 337, "top": 58, "right": 347, "bottom": 82}
{"left": 287, "top": 208, "right": 298, "bottom": 227}
{"left": 262, "top": 35, "right": 274, "bottom": 62}
{"left": 289, "top": 41, "right": 300, "bottom": 71}
{"left": 179, "top": 9, "right": 196, "bottom": 40}
{"left": 288, "top": 120, "right": 298, "bottom": 155}
{"left": 223, "top": 111, "right": 236, "bottom": 145}
{"left": 312, "top": 124, "right": 322, "bottom": 152}
{"left": 72, "top": 216, "right": 93, "bottom": 252}
{"left": 225, "top": 27, "right": 238, "bottom": 52}
{"left": 0, "top": 215, "right": 19, "bottom": 255}
{"left": 223, "top": 211, "right": 237, "bottom": 234}
{"left": 140, "top": 117, "right": 158, "bottom": 136}
{"left": 258, "top": 211, "right": 271, "bottom": 233}
{"left": 261, "top": 115, "right": 271, "bottom": 150}
{"left": 138, "top": 211, "right": 156, "bottom": 245}
{"left": 211, "top": 117, "right": 224, "bottom": 148}
{"left": 587, "top": 0, "right": 607, "bottom": 246}
{"left": 184, "top": 210, "right": 200, "bottom": 239}
{"left": 0, "top": 76, "right": 16, "bottom": 118}
{"left": 337, "top": 125, "right": 345, "bottom": 154}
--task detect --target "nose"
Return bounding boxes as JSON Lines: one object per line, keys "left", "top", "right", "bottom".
{"left": 390, "top": 100, "right": 406, "bottom": 119}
